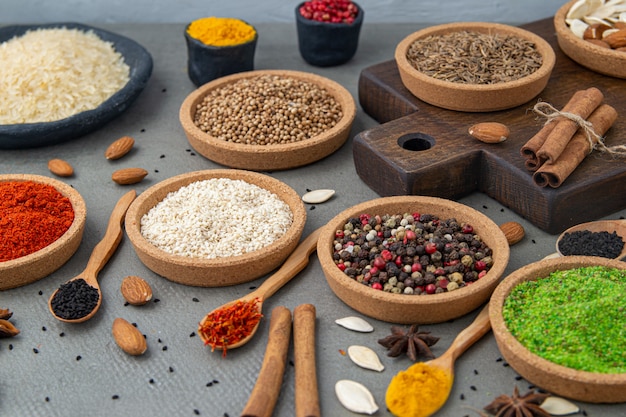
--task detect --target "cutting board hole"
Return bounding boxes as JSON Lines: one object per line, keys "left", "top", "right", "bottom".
{"left": 398, "top": 133, "right": 435, "bottom": 151}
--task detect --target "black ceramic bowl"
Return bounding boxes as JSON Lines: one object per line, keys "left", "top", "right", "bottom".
{"left": 295, "top": 2, "right": 364, "bottom": 67}
{"left": 0, "top": 23, "right": 153, "bottom": 149}
{"left": 184, "top": 21, "right": 258, "bottom": 87}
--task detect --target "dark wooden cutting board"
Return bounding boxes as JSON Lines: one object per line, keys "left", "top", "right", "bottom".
{"left": 354, "top": 18, "right": 626, "bottom": 234}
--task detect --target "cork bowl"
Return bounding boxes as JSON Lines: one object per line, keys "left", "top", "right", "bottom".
{"left": 125, "top": 169, "right": 306, "bottom": 287}
{"left": 490, "top": 256, "right": 626, "bottom": 403}
{"left": 554, "top": 0, "right": 626, "bottom": 79}
{"left": 179, "top": 69, "right": 356, "bottom": 171}
{"left": 317, "top": 196, "right": 510, "bottom": 324}
{"left": 0, "top": 174, "right": 86, "bottom": 290}
{"left": 394, "top": 22, "right": 556, "bottom": 112}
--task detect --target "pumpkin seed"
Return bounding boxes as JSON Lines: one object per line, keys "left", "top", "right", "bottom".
{"left": 335, "top": 379, "right": 379, "bottom": 415}
{"left": 347, "top": 345, "right": 385, "bottom": 372}
{"left": 540, "top": 396, "right": 580, "bottom": 416}
{"left": 335, "top": 316, "right": 374, "bottom": 333}
{"left": 301, "top": 189, "right": 335, "bottom": 204}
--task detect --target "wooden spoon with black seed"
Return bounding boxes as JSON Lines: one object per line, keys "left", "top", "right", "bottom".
{"left": 49, "top": 190, "right": 136, "bottom": 323}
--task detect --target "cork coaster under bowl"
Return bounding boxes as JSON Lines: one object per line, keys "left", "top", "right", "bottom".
{"left": 317, "top": 195, "right": 510, "bottom": 324}
{"left": 554, "top": 0, "right": 626, "bottom": 79}
{"left": 179, "top": 69, "right": 356, "bottom": 171}
{"left": 0, "top": 174, "right": 86, "bottom": 290}
{"left": 125, "top": 169, "right": 306, "bottom": 287}
{"left": 394, "top": 22, "right": 556, "bottom": 112}
{"left": 490, "top": 256, "right": 626, "bottom": 403}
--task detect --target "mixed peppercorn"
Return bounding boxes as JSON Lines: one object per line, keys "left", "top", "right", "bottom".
{"left": 332, "top": 213, "right": 494, "bottom": 295}
{"left": 299, "top": 0, "right": 359, "bottom": 24}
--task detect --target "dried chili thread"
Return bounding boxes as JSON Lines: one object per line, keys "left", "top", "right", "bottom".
{"left": 198, "top": 298, "right": 263, "bottom": 357}
{"left": 0, "top": 181, "right": 74, "bottom": 262}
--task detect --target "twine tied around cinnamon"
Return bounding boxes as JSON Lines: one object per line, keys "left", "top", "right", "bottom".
{"left": 533, "top": 101, "right": 626, "bottom": 157}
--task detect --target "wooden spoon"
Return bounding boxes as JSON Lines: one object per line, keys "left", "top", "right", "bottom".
{"left": 49, "top": 190, "right": 136, "bottom": 323}
{"left": 386, "top": 304, "right": 491, "bottom": 417}
{"left": 198, "top": 227, "right": 322, "bottom": 352}
{"left": 556, "top": 219, "right": 626, "bottom": 259}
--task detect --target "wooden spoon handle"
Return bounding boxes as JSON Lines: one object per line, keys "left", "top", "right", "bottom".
{"left": 241, "top": 306, "right": 292, "bottom": 417}
{"left": 294, "top": 304, "right": 320, "bottom": 417}
{"left": 83, "top": 190, "right": 136, "bottom": 279}
{"left": 249, "top": 227, "right": 322, "bottom": 301}
{"left": 442, "top": 304, "right": 491, "bottom": 363}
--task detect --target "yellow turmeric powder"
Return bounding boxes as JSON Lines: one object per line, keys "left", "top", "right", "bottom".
{"left": 187, "top": 17, "right": 256, "bottom": 47}
{"left": 386, "top": 362, "right": 452, "bottom": 417}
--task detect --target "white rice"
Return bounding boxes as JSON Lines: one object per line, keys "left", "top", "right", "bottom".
{"left": 140, "top": 178, "right": 294, "bottom": 259}
{"left": 0, "top": 27, "right": 130, "bottom": 125}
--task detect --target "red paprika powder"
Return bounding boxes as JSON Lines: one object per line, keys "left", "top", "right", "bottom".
{"left": 0, "top": 181, "right": 75, "bottom": 262}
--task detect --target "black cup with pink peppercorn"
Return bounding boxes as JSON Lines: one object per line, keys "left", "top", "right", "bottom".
{"left": 295, "top": 0, "right": 363, "bottom": 66}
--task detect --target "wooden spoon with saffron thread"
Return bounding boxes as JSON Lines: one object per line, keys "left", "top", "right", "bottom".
{"left": 48, "top": 190, "right": 136, "bottom": 323}
{"left": 554, "top": 219, "right": 626, "bottom": 260}
{"left": 198, "top": 227, "right": 322, "bottom": 353}
{"left": 386, "top": 304, "right": 492, "bottom": 417}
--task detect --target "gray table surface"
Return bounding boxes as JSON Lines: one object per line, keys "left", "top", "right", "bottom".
{"left": 1, "top": 22, "right": 625, "bottom": 417}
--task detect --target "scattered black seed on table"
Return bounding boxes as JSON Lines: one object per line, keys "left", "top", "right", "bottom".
{"left": 112, "top": 395, "right": 119, "bottom": 400}
{"left": 249, "top": 286, "right": 257, "bottom": 290}
{"left": 162, "top": 88, "right": 167, "bottom": 93}
{"left": 50, "top": 278, "right": 99, "bottom": 320}
{"left": 558, "top": 230, "right": 624, "bottom": 258}
{"left": 206, "top": 381, "right": 213, "bottom": 387}
{"left": 140, "top": 128, "right": 146, "bottom": 133}
{"left": 9, "top": 344, "right": 13, "bottom": 350}
{"left": 496, "top": 357, "right": 503, "bottom": 362}
{"left": 306, "top": 188, "right": 312, "bottom": 192}
{"left": 42, "top": 326, "right": 46, "bottom": 331}
{"left": 45, "top": 397, "right": 50, "bottom": 402}
{"left": 124, "top": 302, "right": 129, "bottom": 306}
{"left": 169, "top": 366, "right": 174, "bottom": 372}
{"left": 190, "top": 152, "right": 196, "bottom": 156}
{"left": 515, "top": 375, "right": 523, "bottom": 380}
{"left": 76, "top": 355, "right": 81, "bottom": 361}
{"left": 149, "top": 378, "right": 155, "bottom": 384}
{"left": 192, "top": 297, "right": 199, "bottom": 302}
{"left": 213, "top": 379, "right": 219, "bottom": 384}
{"left": 470, "top": 385, "right": 477, "bottom": 391}
{"left": 582, "top": 410, "right": 588, "bottom": 416}
{"left": 59, "top": 332, "right": 65, "bottom": 337}
{"left": 309, "top": 205, "right": 315, "bottom": 210}
{"left": 460, "top": 393, "right": 465, "bottom": 400}
{"left": 162, "top": 346, "right": 168, "bottom": 351}
{"left": 33, "top": 348, "right": 39, "bottom": 354}
{"left": 473, "top": 369, "right": 478, "bottom": 375}
{"left": 154, "top": 169, "right": 159, "bottom": 173}
{"left": 154, "top": 298, "right": 160, "bottom": 303}
{"left": 189, "top": 332, "right": 196, "bottom": 338}
{"left": 503, "top": 362, "right": 509, "bottom": 367}
{"left": 483, "top": 205, "right": 488, "bottom": 209}
{"left": 531, "top": 239, "right": 536, "bottom": 244}
{"left": 194, "top": 409, "right": 200, "bottom": 415}
{"left": 38, "top": 290, "right": 43, "bottom": 295}
{"left": 160, "top": 154, "right": 165, "bottom": 159}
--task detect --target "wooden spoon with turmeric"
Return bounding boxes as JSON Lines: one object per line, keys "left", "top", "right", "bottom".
{"left": 386, "top": 304, "right": 491, "bottom": 417}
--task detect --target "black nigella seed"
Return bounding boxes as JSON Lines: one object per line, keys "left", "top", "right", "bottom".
{"left": 194, "top": 410, "right": 200, "bottom": 415}
{"left": 473, "top": 369, "right": 478, "bottom": 375}
{"left": 140, "top": 128, "right": 146, "bottom": 133}
{"left": 500, "top": 208, "right": 504, "bottom": 212}
{"left": 213, "top": 379, "right": 219, "bottom": 384}
{"left": 470, "top": 385, "right": 477, "bottom": 391}
{"left": 158, "top": 338, "right": 162, "bottom": 343}
{"left": 190, "top": 152, "right": 196, "bottom": 156}
{"left": 186, "top": 149, "right": 191, "bottom": 152}
{"left": 206, "top": 382, "right": 213, "bottom": 387}
{"left": 33, "top": 348, "right": 39, "bottom": 354}
{"left": 154, "top": 298, "right": 161, "bottom": 303}
{"left": 249, "top": 286, "right": 257, "bottom": 290}
{"left": 154, "top": 169, "right": 159, "bottom": 173}
{"left": 59, "top": 332, "right": 65, "bottom": 337}
{"left": 76, "top": 355, "right": 82, "bottom": 361}
{"left": 483, "top": 205, "right": 488, "bottom": 209}
{"left": 515, "top": 375, "right": 523, "bottom": 380}
{"left": 460, "top": 393, "right": 465, "bottom": 400}
{"left": 503, "top": 362, "right": 510, "bottom": 367}
{"left": 112, "top": 395, "right": 119, "bottom": 400}
{"left": 42, "top": 326, "right": 47, "bottom": 331}
{"left": 224, "top": 413, "right": 230, "bottom": 417}
{"left": 192, "top": 297, "right": 199, "bottom": 302}
{"left": 162, "top": 88, "right": 167, "bottom": 93}
{"left": 132, "top": 322, "right": 137, "bottom": 327}
{"left": 162, "top": 346, "right": 168, "bottom": 351}
{"left": 38, "top": 290, "right": 43, "bottom": 295}
{"left": 149, "top": 378, "right": 155, "bottom": 384}
{"left": 160, "top": 154, "right": 165, "bottom": 159}
{"left": 9, "top": 344, "right": 13, "bottom": 350}
{"left": 189, "top": 332, "right": 196, "bottom": 338}
{"left": 124, "top": 302, "right": 129, "bottom": 306}
{"left": 45, "top": 397, "right": 50, "bottom": 402}
{"left": 582, "top": 410, "right": 588, "bottom": 416}
{"left": 169, "top": 366, "right": 174, "bottom": 373}
{"left": 558, "top": 230, "right": 624, "bottom": 258}
{"left": 50, "top": 278, "right": 99, "bottom": 320}
{"left": 532, "top": 239, "right": 536, "bottom": 244}
{"left": 496, "top": 357, "right": 503, "bottom": 362}
{"left": 309, "top": 206, "right": 316, "bottom": 210}
{"left": 306, "top": 188, "right": 312, "bottom": 192}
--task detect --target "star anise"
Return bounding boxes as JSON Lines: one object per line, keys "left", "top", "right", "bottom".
{"left": 377, "top": 324, "right": 439, "bottom": 362}
{"left": 483, "top": 386, "right": 551, "bottom": 417}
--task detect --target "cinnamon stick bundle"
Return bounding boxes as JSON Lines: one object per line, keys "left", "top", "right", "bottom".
{"left": 520, "top": 88, "right": 604, "bottom": 170}
{"left": 533, "top": 104, "right": 618, "bottom": 188}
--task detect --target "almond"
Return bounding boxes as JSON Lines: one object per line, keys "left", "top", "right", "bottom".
{"left": 105, "top": 136, "right": 135, "bottom": 160}
{"left": 111, "top": 167, "right": 148, "bottom": 185}
{"left": 468, "top": 122, "right": 510, "bottom": 144}
{"left": 585, "top": 38, "right": 611, "bottom": 49}
{"left": 48, "top": 158, "right": 74, "bottom": 177}
{"left": 583, "top": 23, "right": 612, "bottom": 40}
{"left": 603, "top": 29, "right": 626, "bottom": 49}
{"left": 120, "top": 276, "right": 153, "bottom": 306}
{"left": 499, "top": 221, "right": 525, "bottom": 246}
{"left": 112, "top": 317, "right": 147, "bottom": 356}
